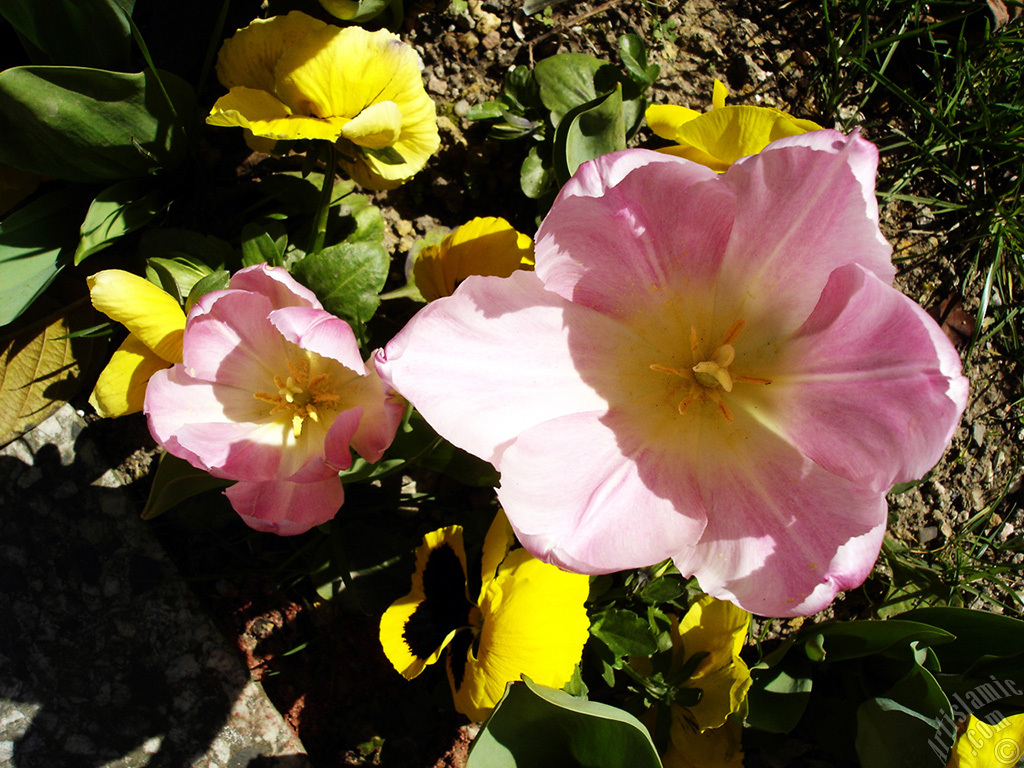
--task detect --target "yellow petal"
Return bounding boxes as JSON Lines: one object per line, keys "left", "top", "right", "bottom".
{"left": 89, "top": 334, "right": 172, "bottom": 418}
{"left": 663, "top": 711, "right": 744, "bottom": 768}
{"left": 674, "top": 596, "right": 751, "bottom": 731}
{"left": 215, "top": 11, "right": 329, "bottom": 92}
{"left": 413, "top": 217, "right": 535, "bottom": 301}
{"left": 450, "top": 548, "right": 590, "bottom": 721}
{"left": 379, "top": 526, "right": 472, "bottom": 680}
{"left": 339, "top": 101, "right": 404, "bottom": 150}
{"left": 87, "top": 270, "right": 185, "bottom": 364}
{"left": 672, "top": 105, "right": 823, "bottom": 169}
{"left": 207, "top": 87, "right": 345, "bottom": 141}
{"left": 275, "top": 26, "right": 439, "bottom": 188}
{"left": 950, "top": 713, "right": 1024, "bottom": 768}
{"left": 646, "top": 104, "right": 702, "bottom": 141}
{"left": 480, "top": 510, "right": 516, "bottom": 587}
{"left": 711, "top": 80, "right": 729, "bottom": 110}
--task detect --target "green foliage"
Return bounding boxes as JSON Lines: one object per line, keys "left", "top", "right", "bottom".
{"left": 0, "top": 188, "right": 87, "bottom": 327}
{"left": 141, "top": 452, "right": 232, "bottom": 520}
{"left": 0, "top": 66, "right": 194, "bottom": 182}
{"left": 467, "top": 34, "right": 659, "bottom": 201}
{"left": 74, "top": 178, "right": 171, "bottom": 264}
{"left": 0, "top": 0, "right": 135, "bottom": 70}
{"left": 467, "top": 677, "right": 663, "bottom": 768}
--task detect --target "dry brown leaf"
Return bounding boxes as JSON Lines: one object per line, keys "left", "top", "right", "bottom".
{"left": 0, "top": 298, "right": 99, "bottom": 446}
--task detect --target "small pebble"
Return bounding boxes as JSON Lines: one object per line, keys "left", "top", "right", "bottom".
{"left": 454, "top": 99, "right": 471, "bottom": 117}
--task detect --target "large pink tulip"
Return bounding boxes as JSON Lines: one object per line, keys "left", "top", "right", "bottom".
{"left": 146, "top": 265, "right": 404, "bottom": 535}
{"left": 377, "top": 132, "right": 968, "bottom": 617}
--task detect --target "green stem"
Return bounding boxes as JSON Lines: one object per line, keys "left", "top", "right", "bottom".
{"left": 311, "top": 142, "right": 339, "bottom": 255}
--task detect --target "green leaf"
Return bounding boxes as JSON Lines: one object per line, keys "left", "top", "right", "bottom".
{"left": 467, "top": 101, "right": 505, "bottom": 121}
{"left": 898, "top": 607, "right": 1024, "bottom": 673}
{"left": 618, "top": 34, "right": 656, "bottom": 86}
{"left": 141, "top": 452, "right": 231, "bottom": 520}
{"left": 811, "top": 619, "right": 956, "bottom": 663}
{"left": 0, "top": 0, "right": 133, "bottom": 70}
{"left": 241, "top": 221, "right": 287, "bottom": 268}
{"left": 145, "top": 255, "right": 214, "bottom": 305}
{"left": 292, "top": 241, "right": 389, "bottom": 335}
{"left": 746, "top": 658, "right": 814, "bottom": 734}
{"left": 184, "top": 270, "right": 230, "bottom": 313}
{"left": 502, "top": 65, "right": 541, "bottom": 113}
{"left": 520, "top": 145, "right": 555, "bottom": 199}
{"left": 855, "top": 697, "right": 949, "bottom": 768}
{"left": 591, "top": 607, "right": 659, "bottom": 658}
{"left": 0, "top": 66, "right": 194, "bottom": 182}
{"left": 0, "top": 297, "right": 100, "bottom": 444}
{"left": 533, "top": 53, "right": 609, "bottom": 125}
{"left": 327, "top": 0, "right": 391, "bottom": 22}
{"left": 0, "top": 188, "right": 85, "bottom": 327}
{"left": 139, "top": 228, "right": 234, "bottom": 270}
{"left": 467, "top": 677, "right": 662, "bottom": 768}
{"left": 553, "top": 85, "right": 626, "bottom": 184}
{"left": 74, "top": 178, "right": 170, "bottom": 264}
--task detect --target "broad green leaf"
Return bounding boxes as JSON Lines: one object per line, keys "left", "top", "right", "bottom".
{"left": 184, "top": 270, "right": 231, "bottom": 313}
{"left": 502, "top": 65, "right": 541, "bottom": 113}
{"left": 321, "top": 0, "right": 391, "bottom": 23}
{"left": 534, "top": 53, "right": 608, "bottom": 125}
{"left": 0, "top": 66, "right": 194, "bottom": 182}
{"left": 140, "top": 228, "right": 234, "bottom": 270}
{"left": 898, "top": 607, "right": 1024, "bottom": 673}
{"left": 855, "top": 697, "right": 949, "bottom": 768}
{"left": 141, "top": 452, "right": 231, "bottom": 520}
{"left": 746, "top": 658, "right": 814, "bottom": 734}
{"left": 618, "top": 34, "right": 657, "bottom": 86}
{"left": 811, "top": 619, "right": 956, "bottom": 663}
{"left": 0, "top": 0, "right": 134, "bottom": 70}
{"left": 0, "top": 297, "right": 99, "bottom": 444}
{"left": 74, "top": 178, "right": 170, "bottom": 264}
{"left": 467, "top": 101, "right": 505, "bottom": 121}
{"left": 553, "top": 85, "right": 626, "bottom": 184}
{"left": 292, "top": 241, "right": 389, "bottom": 334}
{"left": 0, "top": 188, "right": 85, "bottom": 327}
{"left": 467, "top": 677, "right": 662, "bottom": 768}
{"left": 591, "top": 607, "right": 659, "bottom": 658}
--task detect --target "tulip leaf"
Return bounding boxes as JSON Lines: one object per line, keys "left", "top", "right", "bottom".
{"left": 0, "top": 297, "right": 99, "bottom": 445}
{"left": 145, "top": 255, "right": 214, "bottom": 305}
{"left": 552, "top": 85, "right": 626, "bottom": 185}
{"left": 0, "top": 0, "right": 134, "bottom": 70}
{"left": 0, "top": 66, "right": 194, "bottom": 182}
{"left": 467, "top": 677, "right": 662, "bottom": 768}
{"left": 184, "top": 270, "right": 231, "bottom": 313}
{"left": 590, "top": 607, "right": 659, "bottom": 658}
{"left": 898, "top": 607, "right": 1024, "bottom": 673}
{"left": 241, "top": 221, "right": 287, "bottom": 268}
{"left": 141, "top": 452, "right": 231, "bottom": 520}
{"left": 0, "top": 188, "right": 86, "bottom": 327}
{"left": 855, "top": 697, "right": 948, "bottom": 768}
{"left": 811, "top": 619, "right": 956, "bottom": 663}
{"left": 74, "top": 178, "right": 171, "bottom": 265}
{"left": 292, "top": 241, "right": 390, "bottom": 338}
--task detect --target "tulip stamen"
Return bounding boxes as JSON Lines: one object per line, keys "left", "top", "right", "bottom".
{"left": 255, "top": 357, "right": 342, "bottom": 438}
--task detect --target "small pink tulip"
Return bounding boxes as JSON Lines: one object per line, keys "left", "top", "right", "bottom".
{"left": 145, "top": 264, "right": 404, "bottom": 535}
{"left": 377, "top": 132, "right": 969, "bottom": 617}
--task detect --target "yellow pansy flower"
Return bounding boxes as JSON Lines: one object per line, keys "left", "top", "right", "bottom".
{"left": 207, "top": 11, "right": 439, "bottom": 190}
{"left": 413, "top": 217, "right": 534, "bottom": 302}
{"left": 380, "top": 511, "right": 590, "bottom": 722}
{"left": 87, "top": 270, "right": 186, "bottom": 418}
{"left": 646, "top": 80, "right": 822, "bottom": 172}
{"left": 947, "top": 712, "right": 1024, "bottom": 768}
{"left": 659, "top": 596, "right": 751, "bottom": 768}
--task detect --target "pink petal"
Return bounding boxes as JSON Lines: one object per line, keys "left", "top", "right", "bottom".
{"left": 225, "top": 476, "right": 345, "bottom": 535}
{"left": 535, "top": 149, "right": 733, "bottom": 323}
{"left": 745, "top": 263, "right": 967, "bottom": 492}
{"left": 321, "top": 406, "right": 361, "bottom": 472}
{"left": 498, "top": 411, "right": 707, "bottom": 574}
{"left": 175, "top": 419, "right": 291, "bottom": 482}
{"left": 345, "top": 365, "right": 406, "bottom": 463}
{"left": 145, "top": 364, "right": 271, "bottom": 473}
{"left": 377, "top": 270, "right": 640, "bottom": 465}
{"left": 228, "top": 263, "right": 322, "bottom": 311}
{"left": 715, "top": 130, "right": 895, "bottom": 346}
{"left": 674, "top": 411, "right": 887, "bottom": 617}
{"left": 182, "top": 290, "right": 289, "bottom": 390}
{"left": 269, "top": 306, "right": 366, "bottom": 373}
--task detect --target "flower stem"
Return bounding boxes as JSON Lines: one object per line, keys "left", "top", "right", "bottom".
{"left": 311, "top": 142, "right": 338, "bottom": 255}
